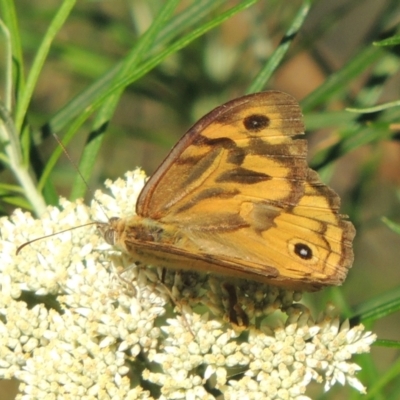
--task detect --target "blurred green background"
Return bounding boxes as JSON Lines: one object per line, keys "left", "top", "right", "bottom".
{"left": 1, "top": 0, "right": 400, "bottom": 398}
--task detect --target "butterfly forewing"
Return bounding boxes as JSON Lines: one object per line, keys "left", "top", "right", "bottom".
{"left": 137, "top": 91, "right": 307, "bottom": 223}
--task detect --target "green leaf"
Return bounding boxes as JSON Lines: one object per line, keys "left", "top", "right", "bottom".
{"left": 374, "top": 34, "right": 400, "bottom": 47}
{"left": 70, "top": 0, "right": 182, "bottom": 200}
{"left": 301, "top": 46, "right": 384, "bottom": 112}
{"left": 246, "top": 0, "right": 312, "bottom": 93}
{"left": 347, "top": 99, "right": 400, "bottom": 113}
{"left": 351, "top": 286, "right": 400, "bottom": 324}
{"left": 382, "top": 216, "right": 400, "bottom": 235}
{"left": 39, "top": 0, "right": 260, "bottom": 193}
{"left": 14, "top": 0, "right": 77, "bottom": 134}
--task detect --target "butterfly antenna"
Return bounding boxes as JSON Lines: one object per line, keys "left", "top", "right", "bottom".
{"left": 52, "top": 133, "right": 110, "bottom": 220}
{"left": 52, "top": 133, "right": 91, "bottom": 193}
{"left": 16, "top": 222, "right": 98, "bottom": 255}
{"left": 17, "top": 136, "right": 112, "bottom": 255}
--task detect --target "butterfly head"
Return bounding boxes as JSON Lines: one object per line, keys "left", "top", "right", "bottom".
{"left": 97, "top": 217, "right": 122, "bottom": 246}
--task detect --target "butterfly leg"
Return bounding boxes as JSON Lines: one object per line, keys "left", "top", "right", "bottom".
{"left": 222, "top": 282, "right": 249, "bottom": 328}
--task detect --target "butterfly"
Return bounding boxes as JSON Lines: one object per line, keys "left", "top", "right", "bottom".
{"left": 99, "top": 91, "right": 355, "bottom": 291}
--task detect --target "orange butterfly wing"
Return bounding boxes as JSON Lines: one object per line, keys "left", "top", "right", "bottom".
{"left": 119, "top": 91, "right": 354, "bottom": 290}
{"left": 138, "top": 91, "right": 306, "bottom": 222}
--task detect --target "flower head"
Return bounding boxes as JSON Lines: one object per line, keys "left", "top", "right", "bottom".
{"left": 0, "top": 169, "right": 376, "bottom": 399}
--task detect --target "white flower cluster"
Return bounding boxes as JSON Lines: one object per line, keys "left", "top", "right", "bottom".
{"left": 0, "top": 170, "right": 376, "bottom": 399}
{"left": 145, "top": 304, "right": 375, "bottom": 399}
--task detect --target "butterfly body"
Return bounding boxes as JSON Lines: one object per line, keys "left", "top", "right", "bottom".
{"left": 102, "top": 91, "right": 355, "bottom": 291}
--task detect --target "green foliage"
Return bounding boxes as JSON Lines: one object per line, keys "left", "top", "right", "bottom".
{"left": 1, "top": 0, "right": 400, "bottom": 398}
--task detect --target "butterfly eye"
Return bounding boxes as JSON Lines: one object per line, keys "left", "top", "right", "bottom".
{"left": 103, "top": 228, "right": 116, "bottom": 245}
{"left": 243, "top": 114, "right": 270, "bottom": 132}
{"left": 97, "top": 217, "right": 120, "bottom": 245}
{"left": 294, "top": 243, "right": 313, "bottom": 260}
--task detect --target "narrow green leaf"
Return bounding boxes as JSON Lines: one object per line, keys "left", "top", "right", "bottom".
{"left": 0, "top": 19, "right": 12, "bottom": 110}
{"left": 374, "top": 34, "right": 400, "bottom": 47}
{"left": 48, "top": 0, "right": 258, "bottom": 132}
{"left": 310, "top": 106, "right": 400, "bottom": 169}
{"left": 14, "top": 0, "right": 76, "bottom": 133}
{"left": 69, "top": 125, "right": 107, "bottom": 200}
{"left": 365, "top": 356, "right": 400, "bottom": 399}
{"left": 1, "top": 195, "right": 31, "bottom": 210}
{"left": 101, "top": 0, "right": 259, "bottom": 112}
{"left": 351, "top": 295, "right": 400, "bottom": 324}
{"left": 347, "top": 100, "right": 400, "bottom": 113}
{"left": 301, "top": 46, "right": 384, "bottom": 112}
{"left": 0, "top": 182, "right": 24, "bottom": 193}
{"left": 0, "top": 0, "right": 25, "bottom": 101}
{"left": 382, "top": 216, "right": 400, "bottom": 235}
{"left": 247, "top": 0, "right": 312, "bottom": 93}
{"left": 304, "top": 111, "right": 356, "bottom": 130}
{"left": 70, "top": 0, "right": 182, "bottom": 200}
{"left": 153, "top": 0, "right": 227, "bottom": 47}
{"left": 40, "top": 0, "right": 260, "bottom": 192}
{"left": 375, "top": 339, "right": 400, "bottom": 349}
